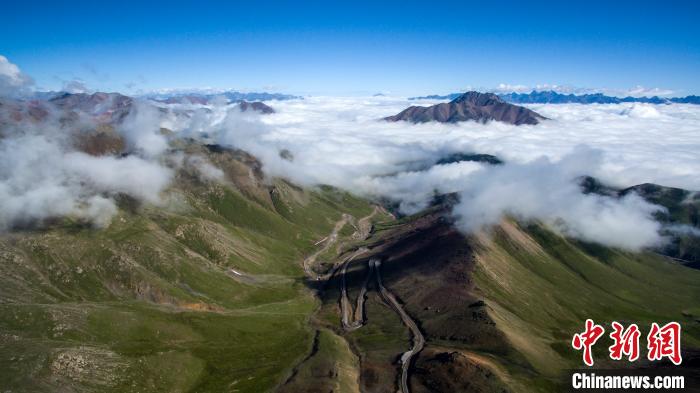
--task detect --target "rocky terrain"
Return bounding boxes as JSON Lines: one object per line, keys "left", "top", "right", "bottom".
{"left": 237, "top": 100, "right": 275, "bottom": 114}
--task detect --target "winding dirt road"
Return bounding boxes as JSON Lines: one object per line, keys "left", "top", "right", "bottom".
{"left": 353, "top": 206, "right": 380, "bottom": 240}
{"left": 371, "top": 258, "right": 425, "bottom": 393}
{"left": 340, "top": 258, "right": 373, "bottom": 331}
{"left": 303, "top": 214, "right": 352, "bottom": 279}
{"left": 304, "top": 206, "right": 385, "bottom": 280}
{"left": 303, "top": 207, "right": 423, "bottom": 393}
{"left": 338, "top": 207, "right": 382, "bottom": 330}
{"left": 353, "top": 261, "right": 372, "bottom": 326}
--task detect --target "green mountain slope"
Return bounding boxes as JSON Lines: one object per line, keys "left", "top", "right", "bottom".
{"left": 314, "top": 208, "right": 700, "bottom": 392}
{"left": 472, "top": 221, "right": 700, "bottom": 386}
{"left": 2, "top": 143, "right": 699, "bottom": 393}
{"left": 0, "top": 145, "right": 376, "bottom": 392}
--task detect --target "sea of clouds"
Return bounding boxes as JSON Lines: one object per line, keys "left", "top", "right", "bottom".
{"left": 2, "top": 55, "right": 700, "bottom": 250}
{"left": 185, "top": 96, "right": 700, "bottom": 250}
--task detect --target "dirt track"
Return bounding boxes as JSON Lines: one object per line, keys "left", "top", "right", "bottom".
{"left": 303, "top": 213, "right": 352, "bottom": 279}
{"left": 371, "top": 258, "right": 425, "bottom": 393}
{"left": 340, "top": 258, "right": 373, "bottom": 331}
{"left": 303, "top": 208, "right": 423, "bottom": 393}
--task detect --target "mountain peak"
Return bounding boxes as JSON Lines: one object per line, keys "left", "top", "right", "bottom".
{"left": 237, "top": 100, "right": 275, "bottom": 114}
{"left": 385, "top": 91, "right": 546, "bottom": 125}
{"left": 450, "top": 91, "right": 504, "bottom": 105}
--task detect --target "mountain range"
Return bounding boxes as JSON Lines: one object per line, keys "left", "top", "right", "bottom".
{"left": 28, "top": 90, "right": 301, "bottom": 105}
{"left": 410, "top": 90, "right": 700, "bottom": 105}
{"left": 0, "top": 92, "right": 275, "bottom": 128}
{"left": 145, "top": 90, "right": 301, "bottom": 103}
{"left": 1, "top": 91, "right": 699, "bottom": 392}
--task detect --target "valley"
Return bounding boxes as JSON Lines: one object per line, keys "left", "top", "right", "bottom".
{"left": 1, "top": 139, "right": 699, "bottom": 392}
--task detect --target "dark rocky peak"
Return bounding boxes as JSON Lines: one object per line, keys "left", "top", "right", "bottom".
{"left": 385, "top": 90, "right": 546, "bottom": 125}
{"left": 236, "top": 100, "right": 275, "bottom": 114}
{"left": 450, "top": 91, "right": 504, "bottom": 106}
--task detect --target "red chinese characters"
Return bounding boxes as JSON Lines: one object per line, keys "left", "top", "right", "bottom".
{"left": 572, "top": 320, "right": 682, "bottom": 366}
{"left": 572, "top": 319, "right": 605, "bottom": 366}
{"left": 609, "top": 321, "right": 640, "bottom": 361}
{"left": 647, "top": 322, "right": 682, "bottom": 365}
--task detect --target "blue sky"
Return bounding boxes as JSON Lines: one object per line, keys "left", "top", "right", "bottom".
{"left": 2, "top": 0, "right": 699, "bottom": 96}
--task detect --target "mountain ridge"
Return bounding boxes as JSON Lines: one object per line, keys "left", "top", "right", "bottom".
{"left": 145, "top": 90, "right": 301, "bottom": 103}
{"left": 3, "top": 91, "right": 700, "bottom": 392}
{"left": 409, "top": 90, "right": 700, "bottom": 105}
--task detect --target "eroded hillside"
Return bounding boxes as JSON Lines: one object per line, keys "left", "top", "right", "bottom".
{"left": 306, "top": 207, "right": 700, "bottom": 392}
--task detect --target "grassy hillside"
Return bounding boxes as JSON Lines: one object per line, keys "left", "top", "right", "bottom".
{"left": 3, "top": 144, "right": 699, "bottom": 393}
{"left": 472, "top": 221, "right": 700, "bottom": 387}
{"left": 318, "top": 208, "right": 700, "bottom": 392}
{"left": 0, "top": 146, "right": 376, "bottom": 392}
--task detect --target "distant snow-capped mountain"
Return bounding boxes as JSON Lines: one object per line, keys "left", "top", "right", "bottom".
{"left": 143, "top": 90, "right": 301, "bottom": 103}
{"left": 410, "top": 90, "right": 700, "bottom": 104}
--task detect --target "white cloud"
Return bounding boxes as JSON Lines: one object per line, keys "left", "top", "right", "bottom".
{"left": 62, "top": 79, "right": 90, "bottom": 94}
{"left": 492, "top": 83, "right": 583, "bottom": 94}
{"left": 191, "top": 157, "right": 224, "bottom": 181}
{"left": 63, "top": 152, "right": 171, "bottom": 204}
{"left": 118, "top": 100, "right": 169, "bottom": 158}
{"left": 620, "top": 85, "right": 677, "bottom": 98}
{"left": 451, "top": 147, "right": 664, "bottom": 250}
{"left": 0, "top": 55, "right": 33, "bottom": 97}
{"left": 666, "top": 224, "right": 700, "bottom": 237}
{"left": 493, "top": 83, "right": 533, "bottom": 93}
{"left": 619, "top": 104, "right": 662, "bottom": 118}
{"left": 165, "top": 151, "right": 225, "bottom": 185}
{"left": 0, "top": 103, "right": 172, "bottom": 230}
